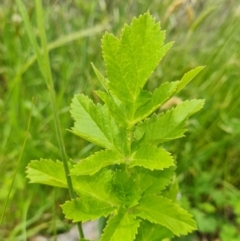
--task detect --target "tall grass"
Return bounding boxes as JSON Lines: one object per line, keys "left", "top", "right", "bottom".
{"left": 0, "top": 0, "right": 240, "bottom": 240}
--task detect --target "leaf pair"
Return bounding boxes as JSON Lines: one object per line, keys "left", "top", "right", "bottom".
{"left": 71, "top": 144, "right": 174, "bottom": 176}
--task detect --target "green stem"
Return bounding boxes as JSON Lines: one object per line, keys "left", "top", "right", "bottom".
{"left": 35, "top": 0, "right": 84, "bottom": 238}
{"left": 16, "top": 0, "right": 84, "bottom": 238}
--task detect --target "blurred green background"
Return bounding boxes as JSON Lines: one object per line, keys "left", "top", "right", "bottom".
{"left": 1, "top": 0, "right": 240, "bottom": 240}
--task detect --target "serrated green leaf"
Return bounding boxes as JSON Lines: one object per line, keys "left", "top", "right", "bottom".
{"left": 134, "top": 90, "right": 152, "bottom": 111}
{"left": 27, "top": 160, "right": 120, "bottom": 207}
{"left": 134, "top": 195, "right": 197, "bottom": 236}
{"left": 134, "top": 81, "right": 179, "bottom": 124}
{"left": 123, "top": 89, "right": 152, "bottom": 125}
{"left": 97, "top": 89, "right": 152, "bottom": 128}
{"left": 176, "top": 66, "right": 205, "bottom": 93}
{"left": 135, "top": 220, "right": 173, "bottom": 241}
{"left": 26, "top": 159, "right": 68, "bottom": 188}
{"left": 70, "top": 94, "right": 111, "bottom": 148}
{"left": 100, "top": 209, "right": 140, "bottom": 241}
{"left": 135, "top": 99, "right": 204, "bottom": 144}
{"left": 132, "top": 167, "right": 174, "bottom": 195}
{"left": 62, "top": 196, "right": 115, "bottom": 222}
{"left": 70, "top": 94, "right": 126, "bottom": 153}
{"left": 96, "top": 90, "right": 127, "bottom": 127}
{"left": 112, "top": 170, "right": 141, "bottom": 207}
{"left": 98, "top": 81, "right": 178, "bottom": 128}
{"left": 73, "top": 169, "right": 120, "bottom": 206}
{"left": 102, "top": 12, "right": 170, "bottom": 104}
{"left": 129, "top": 144, "right": 174, "bottom": 170}
{"left": 71, "top": 150, "right": 125, "bottom": 176}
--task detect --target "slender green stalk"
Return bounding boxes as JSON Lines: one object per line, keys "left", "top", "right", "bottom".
{"left": 34, "top": 0, "right": 73, "bottom": 200}
{"left": 16, "top": 0, "right": 84, "bottom": 238}
{"left": 34, "top": 0, "right": 84, "bottom": 238}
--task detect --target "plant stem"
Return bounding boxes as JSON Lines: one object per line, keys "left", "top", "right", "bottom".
{"left": 35, "top": 0, "right": 84, "bottom": 238}
{"left": 17, "top": 0, "right": 84, "bottom": 238}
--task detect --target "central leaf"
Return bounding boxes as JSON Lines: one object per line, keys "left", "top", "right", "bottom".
{"left": 102, "top": 13, "right": 172, "bottom": 125}
{"left": 102, "top": 13, "right": 167, "bottom": 103}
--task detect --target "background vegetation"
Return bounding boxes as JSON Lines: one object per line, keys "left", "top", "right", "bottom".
{"left": 0, "top": 0, "right": 240, "bottom": 240}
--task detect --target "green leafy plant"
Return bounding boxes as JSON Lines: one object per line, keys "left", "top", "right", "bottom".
{"left": 26, "top": 12, "right": 204, "bottom": 240}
